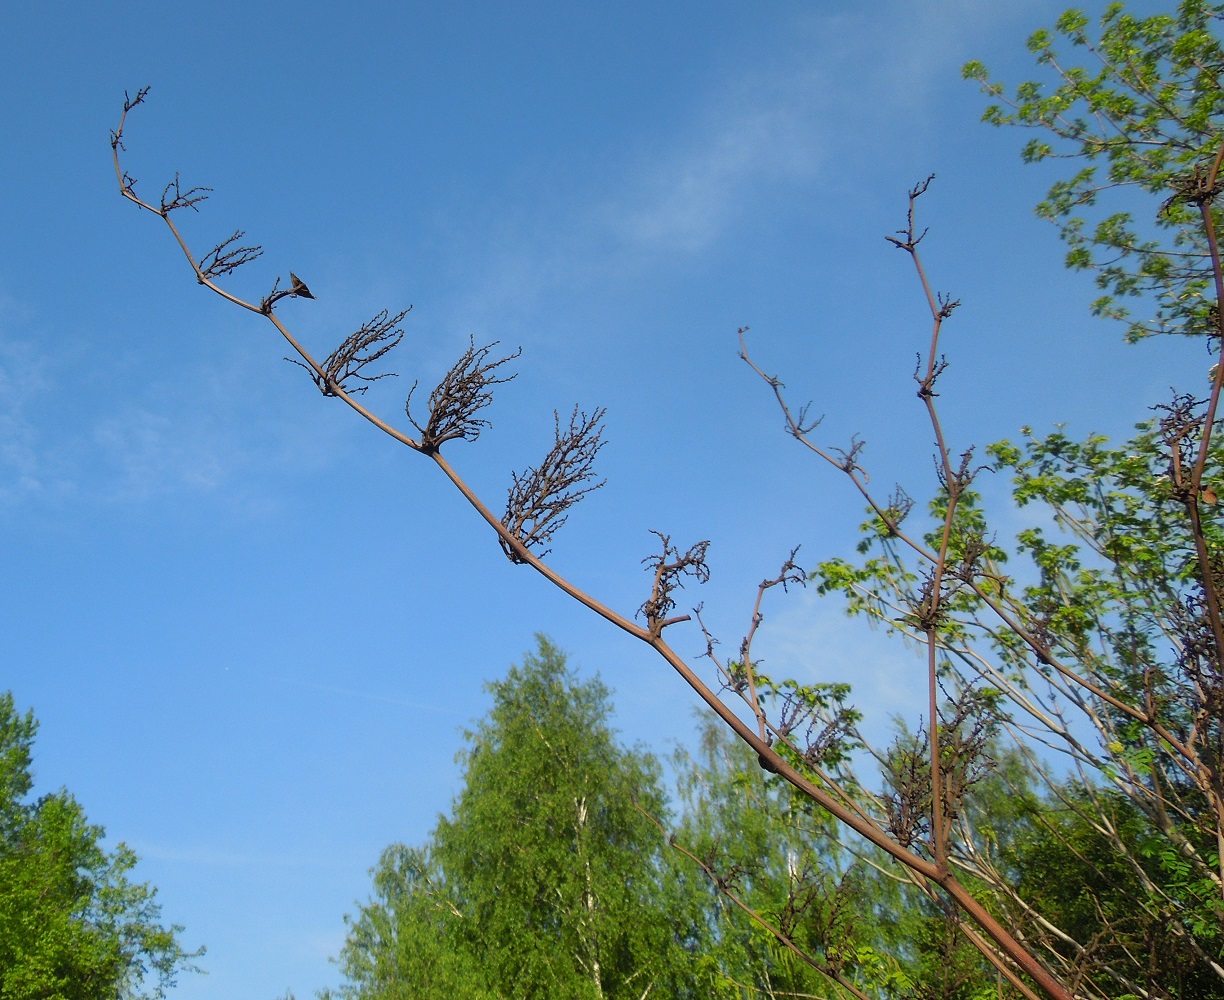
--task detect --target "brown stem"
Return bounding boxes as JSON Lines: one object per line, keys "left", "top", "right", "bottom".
{"left": 1187, "top": 149, "right": 1224, "bottom": 678}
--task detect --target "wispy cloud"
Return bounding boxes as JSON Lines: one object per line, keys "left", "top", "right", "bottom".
{"left": 434, "top": 21, "right": 835, "bottom": 339}
{"left": 0, "top": 281, "right": 247, "bottom": 507}
{"left": 0, "top": 282, "right": 76, "bottom": 503}
{"left": 436, "top": 2, "right": 1053, "bottom": 340}
{"left": 93, "top": 404, "right": 229, "bottom": 500}
{"left": 0, "top": 336, "right": 58, "bottom": 502}
{"left": 286, "top": 677, "right": 447, "bottom": 715}
{"left": 132, "top": 842, "right": 322, "bottom": 868}
{"left": 0, "top": 301, "right": 357, "bottom": 513}
{"left": 609, "top": 78, "right": 826, "bottom": 256}
{"left": 750, "top": 587, "right": 929, "bottom": 749}
{"left": 292, "top": 929, "right": 346, "bottom": 963}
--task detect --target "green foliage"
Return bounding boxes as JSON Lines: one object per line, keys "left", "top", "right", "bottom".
{"left": 991, "top": 413, "right": 1224, "bottom": 751}
{"left": 671, "top": 716, "right": 940, "bottom": 1000}
{"left": 1010, "top": 787, "right": 1221, "bottom": 999}
{"left": 332, "top": 637, "right": 699, "bottom": 999}
{"left": 816, "top": 400, "right": 1224, "bottom": 994}
{"left": 0, "top": 692, "right": 200, "bottom": 1000}
{"left": 964, "top": 0, "right": 1224, "bottom": 341}
{"left": 804, "top": 9, "right": 1224, "bottom": 983}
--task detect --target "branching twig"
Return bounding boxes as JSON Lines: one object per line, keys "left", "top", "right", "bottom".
{"left": 500, "top": 406, "right": 607, "bottom": 561}
{"left": 407, "top": 338, "right": 520, "bottom": 452}
{"left": 113, "top": 92, "right": 1079, "bottom": 1000}
{"left": 638, "top": 531, "right": 710, "bottom": 635}
{"left": 200, "top": 230, "right": 264, "bottom": 280}
{"left": 289, "top": 308, "right": 409, "bottom": 396}
{"left": 160, "top": 172, "right": 210, "bottom": 215}
{"left": 736, "top": 549, "right": 806, "bottom": 740}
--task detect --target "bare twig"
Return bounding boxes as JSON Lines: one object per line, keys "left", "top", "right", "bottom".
{"left": 200, "top": 230, "right": 264, "bottom": 280}
{"left": 113, "top": 93, "right": 1078, "bottom": 1000}
{"left": 637, "top": 531, "right": 710, "bottom": 635}
{"left": 160, "top": 172, "right": 210, "bottom": 214}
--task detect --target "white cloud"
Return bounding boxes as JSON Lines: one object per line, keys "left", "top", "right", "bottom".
{"left": 438, "top": 2, "right": 1055, "bottom": 335}
{"left": 431, "top": 22, "right": 836, "bottom": 341}
{"left": 0, "top": 283, "right": 260, "bottom": 507}
{"left": 0, "top": 284, "right": 65, "bottom": 501}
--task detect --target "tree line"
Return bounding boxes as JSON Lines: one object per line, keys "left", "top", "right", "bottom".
{"left": 314, "top": 636, "right": 1223, "bottom": 999}
{"left": 5, "top": 625, "right": 1219, "bottom": 997}
{"left": 0, "top": 693, "right": 199, "bottom": 998}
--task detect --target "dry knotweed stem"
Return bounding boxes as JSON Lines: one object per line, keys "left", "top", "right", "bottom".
{"left": 110, "top": 88, "right": 149, "bottom": 198}
{"left": 638, "top": 531, "right": 711, "bottom": 635}
{"left": 736, "top": 327, "right": 824, "bottom": 438}
{"left": 200, "top": 231, "right": 264, "bottom": 281}
{"left": 741, "top": 548, "right": 806, "bottom": 659}
{"left": 500, "top": 406, "right": 607, "bottom": 562}
{"left": 1163, "top": 161, "right": 1224, "bottom": 216}
{"left": 289, "top": 308, "right": 409, "bottom": 397}
{"left": 933, "top": 446, "right": 977, "bottom": 500}
{"left": 936, "top": 690, "right": 998, "bottom": 829}
{"left": 406, "top": 338, "right": 520, "bottom": 452}
{"left": 831, "top": 436, "right": 867, "bottom": 478}
{"left": 110, "top": 87, "right": 149, "bottom": 151}
{"left": 776, "top": 687, "right": 855, "bottom": 770}
{"left": 1157, "top": 392, "right": 1207, "bottom": 501}
{"left": 884, "top": 688, "right": 997, "bottom": 856}
{"left": 914, "top": 354, "right": 950, "bottom": 400}
{"left": 883, "top": 727, "right": 933, "bottom": 850}
{"left": 887, "top": 485, "right": 914, "bottom": 520}
{"left": 114, "top": 93, "right": 1081, "bottom": 1000}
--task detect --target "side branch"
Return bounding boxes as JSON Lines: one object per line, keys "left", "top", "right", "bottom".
{"left": 289, "top": 308, "right": 409, "bottom": 397}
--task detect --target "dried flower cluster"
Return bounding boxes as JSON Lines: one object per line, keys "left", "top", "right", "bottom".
{"left": 500, "top": 406, "right": 607, "bottom": 562}
{"left": 407, "top": 339, "right": 520, "bottom": 452}
{"left": 289, "top": 309, "right": 409, "bottom": 397}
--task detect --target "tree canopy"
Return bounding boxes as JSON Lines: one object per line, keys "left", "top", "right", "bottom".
{"left": 0, "top": 692, "right": 200, "bottom": 1000}
{"left": 328, "top": 637, "right": 698, "bottom": 1000}
{"left": 964, "top": 0, "right": 1224, "bottom": 342}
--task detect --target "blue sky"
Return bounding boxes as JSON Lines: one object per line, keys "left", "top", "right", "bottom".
{"left": 0, "top": 1, "right": 1208, "bottom": 997}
